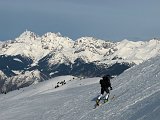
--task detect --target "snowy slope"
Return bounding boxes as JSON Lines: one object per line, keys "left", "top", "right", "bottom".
{"left": 0, "top": 55, "right": 160, "bottom": 120}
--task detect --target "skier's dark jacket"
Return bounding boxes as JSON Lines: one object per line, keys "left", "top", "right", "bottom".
{"left": 100, "top": 75, "right": 112, "bottom": 89}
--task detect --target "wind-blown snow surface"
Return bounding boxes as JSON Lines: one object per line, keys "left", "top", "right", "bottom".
{"left": 0, "top": 56, "right": 160, "bottom": 120}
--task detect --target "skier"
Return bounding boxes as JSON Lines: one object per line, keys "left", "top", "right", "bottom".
{"left": 96, "top": 75, "right": 112, "bottom": 105}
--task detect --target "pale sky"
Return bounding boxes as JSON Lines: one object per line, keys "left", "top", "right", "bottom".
{"left": 0, "top": 0, "right": 160, "bottom": 41}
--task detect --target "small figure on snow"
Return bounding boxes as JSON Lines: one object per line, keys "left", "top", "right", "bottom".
{"left": 96, "top": 75, "right": 112, "bottom": 106}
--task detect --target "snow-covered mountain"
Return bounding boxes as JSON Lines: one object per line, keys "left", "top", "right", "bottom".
{"left": 0, "top": 55, "right": 159, "bottom": 120}
{"left": 0, "top": 30, "right": 160, "bottom": 93}
{"left": 2, "top": 31, "right": 160, "bottom": 64}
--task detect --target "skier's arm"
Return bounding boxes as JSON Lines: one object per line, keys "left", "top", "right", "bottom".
{"left": 99, "top": 79, "right": 102, "bottom": 84}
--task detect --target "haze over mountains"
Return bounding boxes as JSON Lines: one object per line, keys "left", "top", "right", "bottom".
{"left": 0, "top": 31, "right": 160, "bottom": 93}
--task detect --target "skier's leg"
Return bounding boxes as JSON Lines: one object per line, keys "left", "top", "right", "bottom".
{"left": 104, "top": 88, "right": 110, "bottom": 103}
{"left": 99, "top": 87, "right": 105, "bottom": 99}
{"left": 105, "top": 93, "right": 109, "bottom": 100}
{"left": 98, "top": 87, "right": 105, "bottom": 99}
{"left": 98, "top": 94, "right": 103, "bottom": 100}
{"left": 96, "top": 88, "right": 104, "bottom": 105}
{"left": 96, "top": 94, "right": 103, "bottom": 105}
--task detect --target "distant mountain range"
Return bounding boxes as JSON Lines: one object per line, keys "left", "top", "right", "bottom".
{"left": 0, "top": 31, "right": 160, "bottom": 93}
